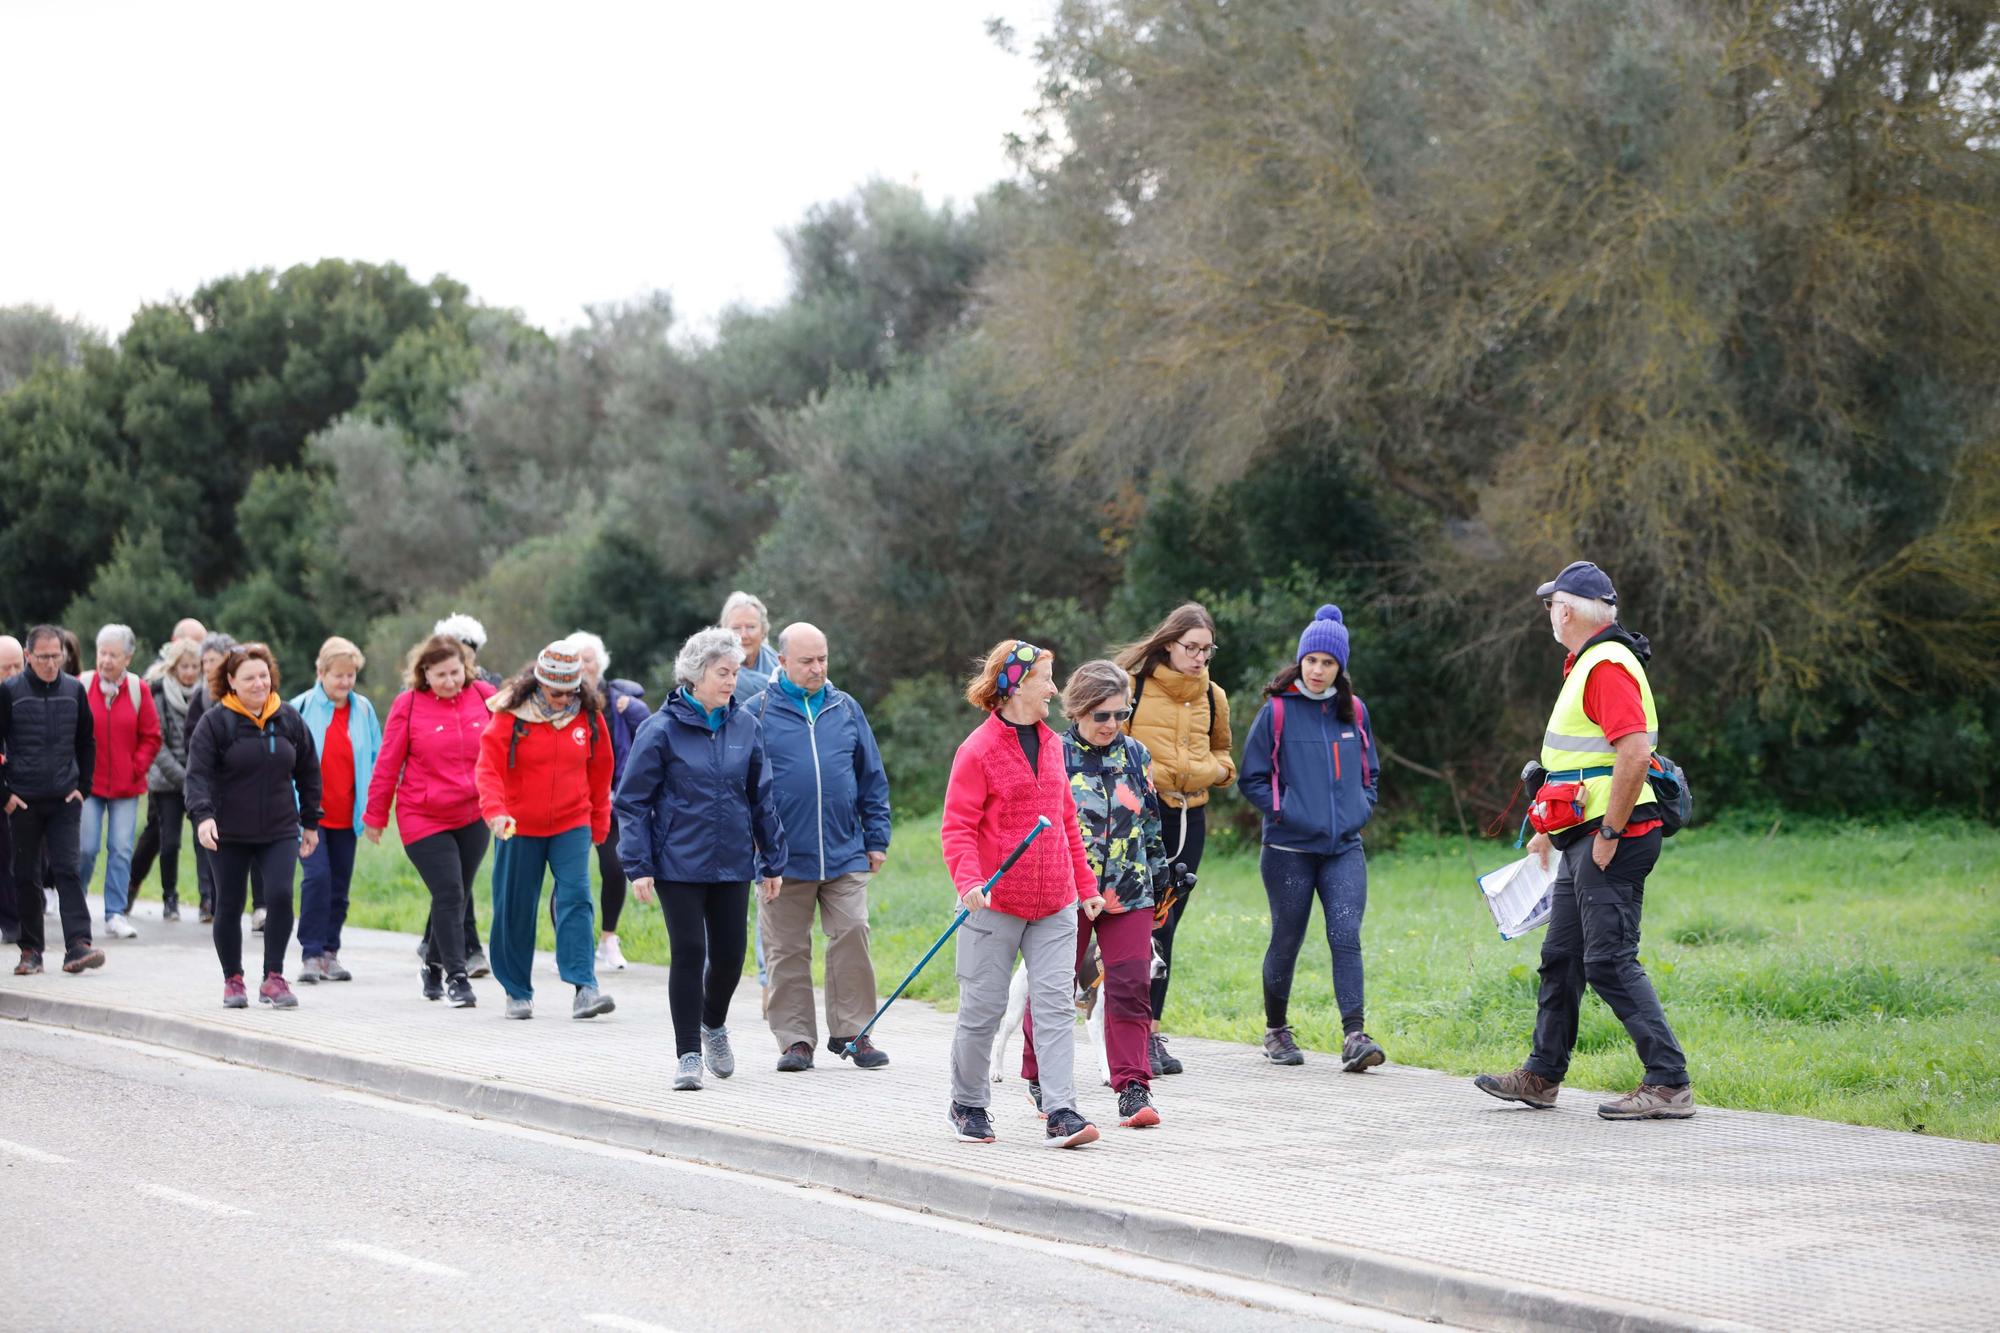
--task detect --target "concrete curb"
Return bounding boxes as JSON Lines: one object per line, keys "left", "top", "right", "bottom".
{"left": 4, "top": 990, "right": 1751, "bottom": 1333}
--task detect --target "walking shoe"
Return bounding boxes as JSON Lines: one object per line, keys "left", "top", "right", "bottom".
{"left": 1042, "top": 1107, "right": 1100, "bottom": 1149}
{"left": 162, "top": 896, "right": 180, "bottom": 923}
{"left": 1149, "top": 1032, "right": 1184, "bottom": 1076}
{"left": 1263, "top": 1026, "right": 1305, "bottom": 1065}
{"left": 199, "top": 902, "right": 215, "bottom": 924}
{"left": 504, "top": 995, "right": 533, "bottom": 1020}
{"left": 777, "top": 1041, "right": 815, "bottom": 1072}
{"left": 673, "top": 1052, "right": 703, "bottom": 1091}
{"left": 297, "top": 955, "right": 329, "bottom": 985}
{"left": 446, "top": 973, "right": 476, "bottom": 1008}
{"left": 829, "top": 1034, "right": 889, "bottom": 1069}
{"left": 61, "top": 944, "right": 105, "bottom": 973}
{"left": 1117, "top": 1082, "right": 1161, "bottom": 1128}
{"left": 1341, "top": 1031, "right": 1386, "bottom": 1073}
{"left": 1025, "top": 1080, "right": 1046, "bottom": 1118}
{"left": 466, "top": 947, "right": 490, "bottom": 979}
{"left": 252, "top": 907, "right": 266, "bottom": 933}
{"left": 949, "top": 1101, "right": 995, "bottom": 1143}
{"left": 13, "top": 948, "right": 43, "bottom": 976}
{"left": 572, "top": 985, "right": 615, "bottom": 1019}
{"left": 701, "top": 1023, "right": 735, "bottom": 1079}
{"left": 1472, "top": 1067, "right": 1562, "bottom": 1109}
{"left": 105, "top": 913, "right": 138, "bottom": 940}
{"left": 1, "top": 923, "right": 17, "bottom": 945}
{"left": 1598, "top": 1083, "right": 1696, "bottom": 1120}
{"left": 323, "top": 952, "right": 352, "bottom": 982}
{"left": 259, "top": 973, "right": 298, "bottom": 1009}
{"left": 596, "top": 934, "right": 628, "bottom": 971}
{"left": 421, "top": 965, "right": 444, "bottom": 1001}
{"left": 222, "top": 974, "right": 248, "bottom": 1008}
{"left": 415, "top": 939, "right": 428, "bottom": 965}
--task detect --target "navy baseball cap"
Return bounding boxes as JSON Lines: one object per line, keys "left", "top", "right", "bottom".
{"left": 1536, "top": 560, "right": 1617, "bottom": 605}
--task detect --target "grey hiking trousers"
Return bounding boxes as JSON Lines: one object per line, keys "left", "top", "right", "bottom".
{"left": 950, "top": 904, "right": 1079, "bottom": 1112}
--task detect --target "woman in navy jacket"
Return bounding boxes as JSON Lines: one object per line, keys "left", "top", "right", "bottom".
{"left": 614, "top": 626, "right": 786, "bottom": 1092}
{"left": 1237, "top": 606, "right": 1384, "bottom": 1074}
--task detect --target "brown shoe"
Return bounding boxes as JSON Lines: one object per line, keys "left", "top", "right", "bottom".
{"left": 61, "top": 945, "right": 106, "bottom": 974}
{"left": 1598, "top": 1083, "right": 1695, "bottom": 1120}
{"left": 1473, "top": 1067, "right": 1561, "bottom": 1109}
{"left": 13, "top": 949, "right": 43, "bottom": 976}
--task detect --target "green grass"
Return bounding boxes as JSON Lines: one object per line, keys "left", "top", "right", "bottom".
{"left": 162, "top": 814, "right": 2000, "bottom": 1141}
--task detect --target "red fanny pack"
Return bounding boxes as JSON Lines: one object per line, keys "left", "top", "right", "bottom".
{"left": 1527, "top": 781, "right": 1589, "bottom": 835}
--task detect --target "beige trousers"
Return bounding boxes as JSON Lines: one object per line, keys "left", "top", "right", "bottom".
{"left": 759, "top": 871, "right": 878, "bottom": 1049}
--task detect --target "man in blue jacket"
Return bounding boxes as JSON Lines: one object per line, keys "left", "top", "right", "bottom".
{"left": 751, "top": 623, "right": 893, "bottom": 1071}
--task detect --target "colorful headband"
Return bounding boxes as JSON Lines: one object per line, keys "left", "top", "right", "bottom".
{"left": 996, "top": 641, "right": 1043, "bottom": 697}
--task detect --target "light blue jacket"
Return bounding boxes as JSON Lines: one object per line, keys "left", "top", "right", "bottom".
{"left": 289, "top": 682, "right": 382, "bottom": 830}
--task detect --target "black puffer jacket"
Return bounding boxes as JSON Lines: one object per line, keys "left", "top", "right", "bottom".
{"left": 185, "top": 698, "right": 322, "bottom": 844}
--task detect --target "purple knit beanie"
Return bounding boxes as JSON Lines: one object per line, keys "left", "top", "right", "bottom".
{"left": 1296, "top": 604, "right": 1350, "bottom": 670}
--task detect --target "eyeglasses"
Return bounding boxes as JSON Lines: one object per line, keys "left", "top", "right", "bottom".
{"left": 1174, "top": 641, "right": 1219, "bottom": 660}
{"left": 1541, "top": 599, "right": 1556, "bottom": 610}
{"left": 1089, "top": 708, "right": 1134, "bottom": 723}
{"left": 28, "top": 652, "right": 63, "bottom": 664}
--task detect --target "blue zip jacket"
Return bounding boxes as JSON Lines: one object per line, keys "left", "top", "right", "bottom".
{"left": 602, "top": 678, "right": 651, "bottom": 784}
{"left": 288, "top": 683, "right": 382, "bottom": 829}
{"left": 1237, "top": 687, "right": 1378, "bottom": 855}
{"left": 614, "top": 689, "right": 786, "bottom": 884}
{"left": 749, "top": 677, "right": 892, "bottom": 881}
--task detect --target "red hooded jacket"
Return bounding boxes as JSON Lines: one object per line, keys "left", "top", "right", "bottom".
{"left": 82, "top": 671, "right": 161, "bottom": 800}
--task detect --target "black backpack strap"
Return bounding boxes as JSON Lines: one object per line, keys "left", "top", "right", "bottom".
{"left": 1131, "top": 671, "right": 1146, "bottom": 712}
{"left": 507, "top": 719, "right": 528, "bottom": 769}
{"left": 1207, "top": 683, "right": 1217, "bottom": 734}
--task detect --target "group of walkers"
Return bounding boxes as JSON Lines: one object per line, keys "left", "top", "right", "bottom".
{"left": 2, "top": 558, "right": 1694, "bottom": 1146}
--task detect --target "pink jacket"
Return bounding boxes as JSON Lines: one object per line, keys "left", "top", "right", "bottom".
{"left": 940, "top": 711, "right": 1097, "bottom": 920}
{"left": 364, "top": 681, "right": 495, "bottom": 844}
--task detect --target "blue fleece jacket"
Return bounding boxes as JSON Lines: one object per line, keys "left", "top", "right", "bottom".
{"left": 1237, "top": 687, "right": 1378, "bottom": 855}
{"left": 749, "top": 677, "right": 891, "bottom": 881}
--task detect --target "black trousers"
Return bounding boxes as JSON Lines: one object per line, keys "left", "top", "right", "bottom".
{"left": 407, "top": 821, "right": 490, "bottom": 977}
{"left": 1150, "top": 803, "right": 1208, "bottom": 1020}
{"left": 128, "top": 791, "right": 187, "bottom": 901}
{"left": 0, "top": 805, "right": 16, "bottom": 938}
{"left": 8, "top": 798, "right": 91, "bottom": 956}
{"left": 659, "top": 881, "right": 750, "bottom": 1056}
{"left": 211, "top": 839, "right": 296, "bottom": 980}
{"left": 1527, "top": 829, "right": 1688, "bottom": 1086}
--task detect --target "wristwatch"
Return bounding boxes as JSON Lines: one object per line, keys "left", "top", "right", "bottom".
{"left": 1596, "top": 823, "right": 1624, "bottom": 840}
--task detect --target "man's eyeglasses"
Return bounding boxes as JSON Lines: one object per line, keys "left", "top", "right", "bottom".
{"left": 28, "top": 652, "right": 63, "bottom": 664}
{"left": 1175, "top": 641, "right": 1218, "bottom": 660}
{"left": 1089, "top": 707, "right": 1134, "bottom": 723}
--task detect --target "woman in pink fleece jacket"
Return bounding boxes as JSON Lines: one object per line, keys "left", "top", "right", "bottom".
{"left": 941, "top": 640, "right": 1103, "bottom": 1149}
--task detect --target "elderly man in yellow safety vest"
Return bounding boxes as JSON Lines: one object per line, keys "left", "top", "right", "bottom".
{"left": 1474, "top": 561, "right": 1693, "bottom": 1121}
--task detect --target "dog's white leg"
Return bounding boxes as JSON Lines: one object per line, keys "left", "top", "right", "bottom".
{"left": 990, "top": 961, "right": 1031, "bottom": 1082}
{"left": 1088, "top": 1001, "right": 1113, "bottom": 1087}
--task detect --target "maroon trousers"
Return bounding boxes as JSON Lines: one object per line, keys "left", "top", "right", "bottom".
{"left": 1022, "top": 904, "right": 1154, "bottom": 1091}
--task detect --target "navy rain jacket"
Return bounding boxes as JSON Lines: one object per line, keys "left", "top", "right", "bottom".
{"left": 613, "top": 689, "right": 786, "bottom": 884}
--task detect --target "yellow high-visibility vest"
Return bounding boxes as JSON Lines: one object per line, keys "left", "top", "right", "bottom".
{"left": 1538, "top": 638, "right": 1659, "bottom": 827}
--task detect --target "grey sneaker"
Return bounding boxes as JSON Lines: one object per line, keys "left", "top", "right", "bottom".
{"left": 1598, "top": 1083, "right": 1696, "bottom": 1120}
{"left": 1263, "top": 1026, "right": 1305, "bottom": 1066}
{"left": 572, "top": 985, "right": 615, "bottom": 1019}
{"left": 323, "top": 952, "right": 352, "bottom": 982}
{"left": 466, "top": 947, "right": 490, "bottom": 979}
{"left": 1341, "top": 1031, "right": 1385, "bottom": 1073}
{"left": 296, "top": 955, "right": 329, "bottom": 985}
{"left": 673, "top": 1052, "right": 703, "bottom": 1091}
{"left": 504, "top": 995, "right": 533, "bottom": 1020}
{"left": 701, "top": 1023, "right": 735, "bottom": 1079}
{"left": 1473, "top": 1067, "right": 1561, "bottom": 1109}
{"left": 252, "top": 907, "right": 266, "bottom": 933}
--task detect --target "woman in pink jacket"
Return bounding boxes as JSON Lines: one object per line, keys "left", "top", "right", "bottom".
{"left": 363, "top": 634, "right": 495, "bottom": 1009}
{"left": 941, "top": 640, "right": 1103, "bottom": 1149}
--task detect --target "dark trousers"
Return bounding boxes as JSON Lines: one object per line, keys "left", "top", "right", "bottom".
{"left": 9, "top": 799, "right": 91, "bottom": 955}
{"left": 660, "top": 881, "right": 750, "bottom": 1056}
{"left": 212, "top": 839, "right": 296, "bottom": 980}
{"left": 129, "top": 791, "right": 187, "bottom": 903}
{"left": 1526, "top": 829, "right": 1688, "bottom": 1086}
{"left": 1260, "top": 843, "right": 1369, "bottom": 1033}
{"left": 1150, "top": 803, "right": 1207, "bottom": 1020}
{"left": 298, "top": 826, "right": 358, "bottom": 959}
{"left": 547, "top": 810, "right": 628, "bottom": 935}
{"left": 0, "top": 806, "right": 16, "bottom": 939}
{"left": 406, "top": 821, "right": 489, "bottom": 977}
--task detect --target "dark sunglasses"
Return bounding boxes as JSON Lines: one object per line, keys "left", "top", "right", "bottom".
{"left": 1089, "top": 707, "right": 1134, "bottom": 723}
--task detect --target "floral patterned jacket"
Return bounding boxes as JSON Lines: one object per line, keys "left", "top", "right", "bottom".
{"left": 1062, "top": 728, "right": 1167, "bottom": 914}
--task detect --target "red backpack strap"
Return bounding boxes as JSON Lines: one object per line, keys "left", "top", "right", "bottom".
{"left": 1270, "top": 697, "right": 1286, "bottom": 814}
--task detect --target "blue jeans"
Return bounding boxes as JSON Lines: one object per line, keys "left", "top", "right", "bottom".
{"left": 80, "top": 796, "right": 140, "bottom": 919}
{"left": 488, "top": 826, "right": 596, "bottom": 1001}
{"left": 298, "top": 826, "right": 358, "bottom": 959}
{"left": 1260, "top": 844, "right": 1369, "bottom": 1033}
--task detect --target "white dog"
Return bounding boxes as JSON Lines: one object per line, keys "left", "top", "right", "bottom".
{"left": 990, "top": 935, "right": 1167, "bottom": 1089}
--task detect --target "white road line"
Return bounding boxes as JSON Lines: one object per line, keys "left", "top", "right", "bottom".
{"left": 583, "top": 1315, "right": 681, "bottom": 1333}
{"left": 326, "top": 1240, "right": 467, "bottom": 1279}
{"left": 135, "top": 1183, "right": 253, "bottom": 1217}
{"left": 0, "top": 1137, "right": 71, "bottom": 1164}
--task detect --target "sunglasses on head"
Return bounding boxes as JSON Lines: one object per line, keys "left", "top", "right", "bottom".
{"left": 1089, "top": 707, "right": 1133, "bottom": 724}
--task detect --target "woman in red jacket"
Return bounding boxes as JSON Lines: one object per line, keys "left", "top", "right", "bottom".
{"left": 941, "top": 640, "right": 1103, "bottom": 1149}
{"left": 364, "top": 634, "right": 496, "bottom": 1009}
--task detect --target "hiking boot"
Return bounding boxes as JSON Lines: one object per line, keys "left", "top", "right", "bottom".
{"left": 297, "top": 955, "right": 329, "bottom": 985}
{"left": 323, "top": 952, "right": 352, "bottom": 982}
{"left": 830, "top": 1034, "right": 889, "bottom": 1069}
{"left": 949, "top": 1101, "right": 995, "bottom": 1143}
{"left": 1117, "top": 1082, "right": 1160, "bottom": 1128}
{"left": 421, "top": 965, "right": 444, "bottom": 1002}
{"left": 1598, "top": 1083, "right": 1696, "bottom": 1120}
{"left": 596, "top": 934, "right": 628, "bottom": 971}
{"left": 13, "top": 948, "right": 43, "bottom": 976}
{"left": 1149, "top": 1032, "right": 1183, "bottom": 1076}
{"left": 701, "top": 1023, "right": 735, "bottom": 1079}
{"left": 466, "top": 947, "right": 490, "bottom": 979}
{"left": 1473, "top": 1067, "right": 1562, "bottom": 1109}
{"left": 62, "top": 944, "right": 105, "bottom": 973}
{"left": 572, "top": 985, "right": 615, "bottom": 1019}
{"left": 1341, "top": 1031, "right": 1386, "bottom": 1073}
{"left": 777, "top": 1041, "right": 815, "bottom": 1072}
{"left": 446, "top": 973, "right": 476, "bottom": 1008}
{"left": 259, "top": 973, "right": 298, "bottom": 1009}
{"left": 252, "top": 907, "right": 266, "bottom": 933}
{"left": 1043, "top": 1107, "right": 1100, "bottom": 1149}
{"left": 162, "top": 896, "right": 180, "bottom": 923}
{"left": 1263, "top": 1026, "right": 1305, "bottom": 1066}
{"left": 105, "top": 913, "right": 138, "bottom": 940}
{"left": 673, "top": 1052, "right": 703, "bottom": 1091}
{"left": 504, "top": 995, "right": 533, "bottom": 1020}
{"left": 222, "top": 974, "right": 248, "bottom": 1008}
{"left": 1025, "top": 1080, "right": 1045, "bottom": 1118}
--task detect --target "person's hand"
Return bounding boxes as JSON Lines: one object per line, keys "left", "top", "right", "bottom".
{"left": 1527, "top": 831, "right": 1553, "bottom": 871}
{"left": 866, "top": 850, "right": 887, "bottom": 874}
{"left": 957, "top": 885, "right": 989, "bottom": 913}
{"left": 1081, "top": 894, "right": 1106, "bottom": 920}
{"left": 631, "top": 877, "right": 656, "bottom": 905}
{"left": 299, "top": 828, "right": 320, "bottom": 859}
{"left": 197, "top": 818, "right": 219, "bottom": 851}
{"left": 64, "top": 789, "right": 83, "bottom": 804}
{"left": 3, "top": 794, "right": 23, "bottom": 814}
{"left": 760, "top": 876, "right": 784, "bottom": 904}
{"left": 363, "top": 824, "right": 383, "bottom": 845}
{"left": 1591, "top": 830, "right": 1617, "bottom": 870}
{"left": 488, "top": 815, "right": 515, "bottom": 840}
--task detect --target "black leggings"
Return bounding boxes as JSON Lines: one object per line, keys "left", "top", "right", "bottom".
{"left": 660, "top": 881, "right": 750, "bottom": 1056}
{"left": 212, "top": 839, "right": 296, "bottom": 980}
{"left": 1150, "top": 803, "right": 1208, "bottom": 1020}
{"left": 406, "top": 821, "right": 489, "bottom": 977}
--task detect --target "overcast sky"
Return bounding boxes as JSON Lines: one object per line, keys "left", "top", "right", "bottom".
{"left": 1, "top": 1, "right": 1052, "bottom": 340}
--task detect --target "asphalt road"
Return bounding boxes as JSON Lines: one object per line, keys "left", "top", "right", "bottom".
{"left": 0, "top": 1021, "right": 1448, "bottom": 1332}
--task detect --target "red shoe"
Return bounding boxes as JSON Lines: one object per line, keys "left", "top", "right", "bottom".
{"left": 258, "top": 973, "right": 298, "bottom": 1009}
{"left": 222, "top": 974, "right": 249, "bottom": 1008}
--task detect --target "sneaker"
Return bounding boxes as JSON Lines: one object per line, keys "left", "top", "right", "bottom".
{"left": 596, "top": 934, "right": 628, "bottom": 971}
{"left": 323, "top": 952, "right": 352, "bottom": 982}
{"left": 466, "top": 947, "right": 490, "bottom": 979}
{"left": 415, "top": 939, "right": 428, "bottom": 965}
{"left": 1149, "top": 1032, "right": 1184, "bottom": 1076}
{"left": 1043, "top": 1106, "right": 1100, "bottom": 1149}
{"left": 1341, "top": 1031, "right": 1386, "bottom": 1073}
{"left": 297, "top": 955, "right": 329, "bottom": 985}
{"left": 673, "top": 1052, "right": 703, "bottom": 1091}
{"left": 1025, "top": 1080, "right": 1046, "bottom": 1118}
{"left": 572, "top": 985, "right": 615, "bottom": 1019}
{"left": 162, "top": 897, "right": 181, "bottom": 923}
{"left": 777, "top": 1041, "right": 815, "bottom": 1072}
{"left": 829, "top": 1034, "right": 889, "bottom": 1069}
{"left": 199, "top": 903, "right": 215, "bottom": 924}
{"left": 421, "top": 965, "right": 444, "bottom": 1001}
{"left": 105, "top": 913, "right": 138, "bottom": 940}
{"left": 701, "top": 1023, "right": 735, "bottom": 1079}
{"left": 259, "top": 973, "right": 298, "bottom": 1008}
{"left": 504, "top": 995, "right": 533, "bottom": 1020}
{"left": 446, "top": 973, "right": 476, "bottom": 1008}
{"left": 61, "top": 944, "right": 105, "bottom": 973}
{"left": 222, "top": 974, "right": 248, "bottom": 1008}
{"left": 1598, "top": 1083, "right": 1696, "bottom": 1121}
{"left": 1472, "top": 1067, "right": 1562, "bottom": 1109}
{"left": 949, "top": 1101, "right": 995, "bottom": 1143}
{"left": 1263, "top": 1026, "right": 1305, "bottom": 1066}
{"left": 252, "top": 908, "right": 266, "bottom": 933}
{"left": 13, "top": 948, "right": 43, "bottom": 976}
{"left": 1117, "top": 1082, "right": 1161, "bottom": 1128}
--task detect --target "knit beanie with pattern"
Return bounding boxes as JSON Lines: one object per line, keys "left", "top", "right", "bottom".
{"left": 535, "top": 640, "right": 584, "bottom": 692}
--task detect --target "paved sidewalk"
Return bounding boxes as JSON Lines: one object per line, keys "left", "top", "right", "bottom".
{"left": 4, "top": 899, "right": 1996, "bottom": 1332}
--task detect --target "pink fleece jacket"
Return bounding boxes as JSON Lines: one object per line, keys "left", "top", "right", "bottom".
{"left": 940, "top": 711, "right": 1097, "bottom": 920}
{"left": 363, "top": 681, "right": 495, "bottom": 844}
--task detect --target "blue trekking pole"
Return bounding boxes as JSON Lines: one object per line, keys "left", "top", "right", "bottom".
{"left": 840, "top": 815, "right": 1051, "bottom": 1061}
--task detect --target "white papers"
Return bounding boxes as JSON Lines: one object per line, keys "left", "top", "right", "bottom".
{"left": 1478, "top": 852, "right": 1556, "bottom": 940}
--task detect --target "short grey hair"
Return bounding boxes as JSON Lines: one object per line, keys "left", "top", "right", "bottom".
{"left": 96, "top": 623, "right": 137, "bottom": 655}
{"left": 719, "top": 590, "right": 769, "bottom": 631}
{"left": 1062, "top": 659, "right": 1132, "bottom": 721}
{"left": 199, "top": 632, "right": 238, "bottom": 659}
{"left": 1551, "top": 591, "right": 1617, "bottom": 627}
{"left": 568, "top": 630, "right": 609, "bottom": 672}
{"left": 674, "top": 626, "right": 746, "bottom": 687}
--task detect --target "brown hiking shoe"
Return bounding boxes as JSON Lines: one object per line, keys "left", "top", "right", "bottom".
{"left": 14, "top": 949, "right": 43, "bottom": 976}
{"left": 1473, "top": 1067, "right": 1561, "bottom": 1109}
{"left": 1598, "top": 1083, "right": 1695, "bottom": 1120}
